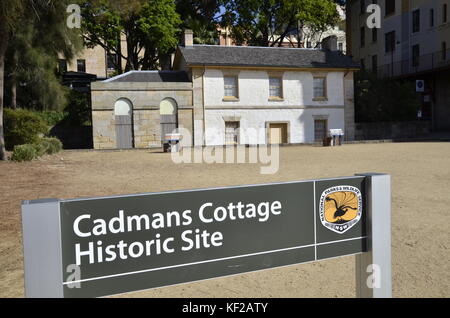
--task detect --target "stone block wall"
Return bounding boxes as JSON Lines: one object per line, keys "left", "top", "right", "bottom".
{"left": 92, "top": 110, "right": 116, "bottom": 149}
{"left": 133, "top": 110, "right": 161, "bottom": 148}
{"left": 91, "top": 81, "right": 194, "bottom": 149}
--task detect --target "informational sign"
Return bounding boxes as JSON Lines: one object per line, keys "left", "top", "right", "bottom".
{"left": 22, "top": 174, "right": 391, "bottom": 298}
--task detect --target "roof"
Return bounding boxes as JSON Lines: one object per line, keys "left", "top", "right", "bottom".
{"left": 104, "top": 71, "right": 190, "bottom": 83}
{"left": 179, "top": 45, "right": 359, "bottom": 70}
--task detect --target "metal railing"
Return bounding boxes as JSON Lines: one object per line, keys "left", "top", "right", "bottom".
{"left": 376, "top": 49, "right": 450, "bottom": 78}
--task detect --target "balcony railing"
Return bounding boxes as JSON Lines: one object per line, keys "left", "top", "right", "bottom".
{"left": 376, "top": 49, "right": 450, "bottom": 78}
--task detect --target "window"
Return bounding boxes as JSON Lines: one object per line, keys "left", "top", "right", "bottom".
{"left": 372, "top": 55, "right": 378, "bottom": 73}
{"left": 385, "top": 0, "right": 395, "bottom": 16}
{"left": 269, "top": 77, "right": 282, "bottom": 99}
{"left": 412, "top": 44, "right": 420, "bottom": 67}
{"left": 338, "top": 42, "right": 343, "bottom": 51}
{"left": 360, "top": 58, "right": 366, "bottom": 69}
{"left": 58, "top": 59, "right": 67, "bottom": 73}
{"left": 307, "top": 41, "right": 312, "bottom": 48}
{"left": 313, "top": 77, "right": 326, "bottom": 99}
{"left": 412, "top": 9, "right": 420, "bottom": 33}
{"left": 444, "top": 4, "right": 448, "bottom": 23}
{"left": 443, "top": 42, "right": 447, "bottom": 61}
{"left": 360, "top": 27, "right": 365, "bottom": 47}
{"left": 385, "top": 31, "right": 396, "bottom": 52}
{"left": 224, "top": 76, "right": 238, "bottom": 99}
{"left": 77, "top": 59, "right": 86, "bottom": 73}
{"left": 107, "top": 54, "right": 117, "bottom": 70}
{"left": 225, "top": 121, "right": 240, "bottom": 145}
{"left": 430, "top": 9, "right": 434, "bottom": 27}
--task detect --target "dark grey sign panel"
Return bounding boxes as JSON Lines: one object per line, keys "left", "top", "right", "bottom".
{"left": 22, "top": 176, "right": 367, "bottom": 298}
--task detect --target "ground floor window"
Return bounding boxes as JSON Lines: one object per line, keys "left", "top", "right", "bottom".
{"left": 225, "top": 121, "right": 240, "bottom": 145}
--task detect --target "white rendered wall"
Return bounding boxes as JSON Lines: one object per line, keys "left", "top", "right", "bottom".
{"left": 203, "top": 68, "right": 346, "bottom": 145}
{"left": 203, "top": 69, "right": 345, "bottom": 107}
{"left": 205, "top": 108, "right": 345, "bottom": 145}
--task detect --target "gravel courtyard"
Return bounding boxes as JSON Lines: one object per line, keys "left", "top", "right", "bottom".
{"left": 1, "top": 142, "right": 449, "bottom": 298}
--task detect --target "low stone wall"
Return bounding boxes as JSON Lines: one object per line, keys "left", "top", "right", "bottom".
{"left": 355, "top": 121, "right": 432, "bottom": 141}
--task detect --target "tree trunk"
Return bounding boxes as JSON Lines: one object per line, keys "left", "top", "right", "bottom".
{"left": 11, "top": 51, "right": 17, "bottom": 109}
{"left": 0, "top": 29, "right": 8, "bottom": 161}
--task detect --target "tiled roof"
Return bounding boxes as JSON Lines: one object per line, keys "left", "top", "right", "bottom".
{"left": 179, "top": 45, "right": 359, "bottom": 69}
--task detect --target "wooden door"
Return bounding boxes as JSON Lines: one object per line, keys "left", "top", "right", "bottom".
{"left": 314, "top": 120, "right": 327, "bottom": 142}
{"left": 269, "top": 123, "right": 288, "bottom": 144}
{"left": 115, "top": 115, "right": 133, "bottom": 149}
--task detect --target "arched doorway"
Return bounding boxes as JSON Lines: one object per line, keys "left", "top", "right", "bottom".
{"left": 114, "top": 98, "right": 134, "bottom": 149}
{"left": 160, "top": 98, "right": 178, "bottom": 141}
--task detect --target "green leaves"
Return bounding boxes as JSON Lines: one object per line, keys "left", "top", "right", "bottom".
{"left": 80, "top": 0, "right": 181, "bottom": 71}
{"left": 221, "top": 0, "right": 340, "bottom": 47}
{"left": 355, "top": 71, "right": 421, "bottom": 123}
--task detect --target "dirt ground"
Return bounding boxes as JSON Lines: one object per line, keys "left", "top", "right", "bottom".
{"left": 0, "top": 142, "right": 449, "bottom": 298}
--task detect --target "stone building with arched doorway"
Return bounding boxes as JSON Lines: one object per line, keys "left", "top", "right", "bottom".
{"left": 91, "top": 71, "right": 193, "bottom": 149}
{"left": 91, "top": 32, "right": 358, "bottom": 149}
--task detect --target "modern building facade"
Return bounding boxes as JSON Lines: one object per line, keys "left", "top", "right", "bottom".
{"left": 91, "top": 32, "right": 359, "bottom": 149}
{"left": 347, "top": 0, "right": 450, "bottom": 130}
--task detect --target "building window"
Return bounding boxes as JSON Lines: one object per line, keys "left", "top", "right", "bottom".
{"left": 313, "top": 77, "right": 327, "bottom": 99}
{"left": 412, "top": 44, "right": 420, "bottom": 67}
{"left": 107, "top": 53, "right": 117, "bottom": 70}
{"left": 77, "top": 59, "right": 86, "bottom": 73}
{"left": 306, "top": 41, "right": 312, "bottom": 48}
{"left": 412, "top": 9, "right": 420, "bottom": 33}
{"left": 443, "top": 42, "right": 447, "bottom": 60}
{"left": 360, "top": 27, "right": 365, "bottom": 47}
{"left": 338, "top": 42, "right": 343, "bottom": 51}
{"left": 385, "top": 0, "right": 395, "bottom": 16}
{"left": 385, "top": 31, "right": 396, "bottom": 52}
{"left": 58, "top": 59, "right": 67, "bottom": 73}
{"left": 269, "top": 77, "right": 282, "bottom": 99}
{"left": 225, "top": 121, "right": 240, "bottom": 145}
{"left": 372, "top": 55, "right": 378, "bottom": 73}
{"left": 224, "top": 76, "right": 238, "bottom": 99}
{"left": 444, "top": 4, "right": 448, "bottom": 23}
{"left": 430, "top": 9, "right": 434, "bottom": 27}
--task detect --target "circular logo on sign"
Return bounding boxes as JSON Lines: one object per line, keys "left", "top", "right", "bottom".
{"left": 319, "top": 186, "right": 362, "bottom": 234}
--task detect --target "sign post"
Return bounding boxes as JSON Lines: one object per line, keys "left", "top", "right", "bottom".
{"left": 356, "top": 173, "right": 392, "bottom": 298}
{"left": 21, "top": 174, "right": 391, "bottom": 298}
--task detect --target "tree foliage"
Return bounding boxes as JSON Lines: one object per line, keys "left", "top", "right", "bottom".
{"left": 221, "top": 0, "right": 340, "bottom": 47}
{"left": 0, "top": 0, "right": 81, "bottom": 160}
{"left": 355, "top": 71, "right": 421, "bottom": 123}
{"left": 81, "top": 0, "right": 181, "bottom": 72}
{"left": 176, "top": 0, "right": 222, "bottom": 44}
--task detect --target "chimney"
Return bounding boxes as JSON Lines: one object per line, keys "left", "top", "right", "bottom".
{"left": 183, "top": 29, "right": 194, "bottom": 47}
{"left": 321, "top": 35, "right": 338, "bottom": 51}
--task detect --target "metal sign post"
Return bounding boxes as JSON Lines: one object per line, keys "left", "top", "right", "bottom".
{"left": 356, "top": 173, "right": 392, "bottom": 298}
{"left": 21, "top": 174, "right": 391, "bottom": 298}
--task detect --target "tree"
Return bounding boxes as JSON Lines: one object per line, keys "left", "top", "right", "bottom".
{"left": 221, "top": 0, "right": 340, "bottom": 47}
{"left": 0, "top": 1, "right": 22, "bottom": 160}
{"left": 176, "top": 0, "right": 222, "bottom": 44}
{"left": 355, "top": 71, "right": 421, "bottom": 123}
{"left": 0, "top": 0, "right": 81, "bottom": 160}
{"left": 81, "top": 0, "right": 181, "bottom": 72}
